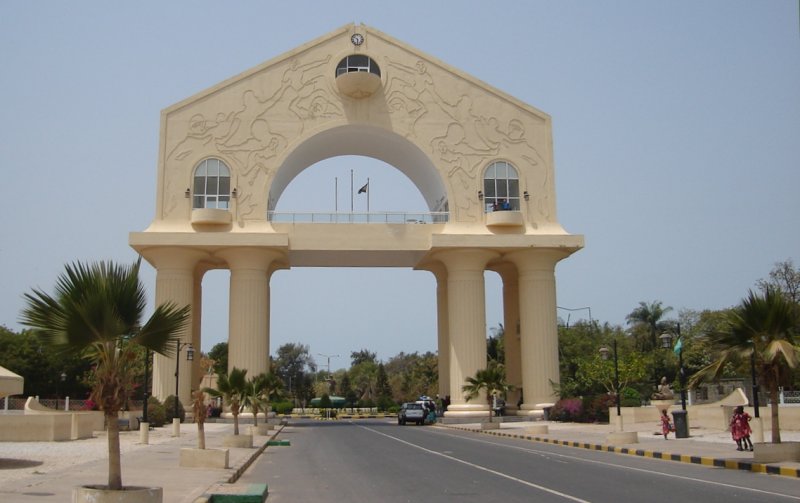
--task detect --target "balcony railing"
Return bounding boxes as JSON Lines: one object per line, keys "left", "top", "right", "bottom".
{"left": 268, "top": 211, "right": 449, "bottom": 224}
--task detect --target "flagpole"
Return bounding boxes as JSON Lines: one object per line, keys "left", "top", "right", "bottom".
{"left": 335, "top": 177, "right": 338, "bottom": 212}
{"left": 350, "top": 169, "right": 354, "bottom": 213}
{"left": 367, "top": 177, "right": 370, "bottom": 212}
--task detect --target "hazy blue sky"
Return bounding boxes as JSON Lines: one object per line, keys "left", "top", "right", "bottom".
{"left": 1, "top": 2, "right": 798, "bottom": 371}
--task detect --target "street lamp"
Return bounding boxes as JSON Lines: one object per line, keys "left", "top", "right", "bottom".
{"left": 58, "top": 372, "right": 66, "bottom": 411}
{"left": 660, "top": 324, "right": 689, "bottom": 438}
{"left": 317, "top": 353, "right": 339, "bottom": 380}
{"left": 174, "top": 341, "right": 195, "bottom": 421}
{"left": 142, "top": 349, "right": 151, "bottom": 424}
{"left": 599, "top": 339, "right": 621, "bottom": 419}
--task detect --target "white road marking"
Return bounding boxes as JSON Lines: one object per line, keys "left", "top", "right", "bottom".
{"left": 359, "top": 424, "right": 590, "bottom": 503}
{"left": 427, "top": 428, "right": 800, "bottom": 501}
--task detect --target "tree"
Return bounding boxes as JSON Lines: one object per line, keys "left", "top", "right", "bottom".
{"left": 273, "top": 342, "right": 316, "bottom": 403}
{"left": 19, "top": 259, "right": 190, "bottom": 491}
{"left": 350, "top": 349, "right": 377, "bottom": 366}
{"left": 690, "top": 289, "right": 799, "bottom": 443}
{"left": 461, "top": 364, "right": 514, "bottom": 422}
{"left": 575, "top": 346, "right": 649, "bottom": 397}
{"left": 626, "top": 301, "right": 673, "bottom": 351}
{"left": 207, "top": 342, "right": 228, "bottom": 376}
{"left": 487, "top": 324, "right": 505, "bottom": 365}
{"left": 245, "top": 373, "right": 269, "bottom": 428}
{"left": 205, "top": 367, "right": 248, "bottom": 435}
{"left": 192, "top": 389, "right": 207, "bottom": 449}
{"left": 757, "top": 259, "right": 800, "bottom": 304}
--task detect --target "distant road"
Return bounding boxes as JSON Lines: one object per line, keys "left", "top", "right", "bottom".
{"left": 241, "top": 419, "right": 800, "bottom": 502}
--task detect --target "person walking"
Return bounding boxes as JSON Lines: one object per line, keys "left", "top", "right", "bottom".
{"left": 660, "top": 409, "right": 674, "bottom": 439}
{"left": 730, "top": 405, "right": 754, "bottom": 451}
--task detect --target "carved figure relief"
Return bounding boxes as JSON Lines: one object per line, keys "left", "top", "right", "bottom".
{"left": 163, "top": 54, "right": 343, "bottom": 220}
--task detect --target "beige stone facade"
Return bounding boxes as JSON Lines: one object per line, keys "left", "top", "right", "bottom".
{"left": 129, "top": 24, "right": 583, "bottom": 418}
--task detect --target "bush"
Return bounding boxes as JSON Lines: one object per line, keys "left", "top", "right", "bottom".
{"left": 620, "top": 387, "right": 642, "bottom": 407}
{"left": 163, "top": 395, "right": 185, "bottom": 423}
{"left": 584, "top": 394, "right": 616, "bottom": 423}
{"left": 386, "top": 404, "right": 400, "bottom": 414}
{"left": 376, "top": 395, "right": 394, "bottom": 412}
{"left": 549, "top": 398, "right": 583, "bottom": 422}
{"left": 271, "top": 401, "right": 294, "bottom": 415}
{"left": 146, "top": 396, "right": 166, "bottom": 427}
{"left": 358, "top": 398, "right": 375, "bottom": 409}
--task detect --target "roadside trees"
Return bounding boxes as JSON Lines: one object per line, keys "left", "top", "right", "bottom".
{"left": 690, "top": 289, "right": 799, "bottom": 443}
{"left": 20, "top": 259, "right": 190, "bottom": 491}
{"left": 462, "top": 364, "right": 514, "bottom": 422}
{"left": 206, "top": 367, "right": 248, "bottom": 435}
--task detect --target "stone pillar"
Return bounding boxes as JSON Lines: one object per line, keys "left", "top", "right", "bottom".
{"left": 507, "top": 249, "right": 566, "bottom": 415}
{"left": 437, "top": 249, "right": 497, "bottom": 418}
{"left": 219, "top": 248, "right": 283, "bottom": 378}
{"left": 492, "top": 263, "right": 522, "bottom": 413}
{"left": 426, "top": 263, "right": 450, "bottom": 403}
{"left": 147, "top": 248, "right": 206, "bottom": 405}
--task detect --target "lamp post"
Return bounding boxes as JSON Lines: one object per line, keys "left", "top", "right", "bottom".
{"left": 174, "top": 341, "right": 195, "bottom": 421}
{"left": 599, "top": 339, "right": 621, "bottom": 419}
{"left": 660, "top": 324, "right": 689, "bottom": 438}
{"left": 317, "top": 353, "right": 339, "bottom": 380}
{"left": 142, "top": 349, "right": 150, "bottom": 424}
{"left": 58, "top": 372, "right": 66, "bottom": 411}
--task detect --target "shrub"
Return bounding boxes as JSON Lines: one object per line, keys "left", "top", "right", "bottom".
{"left": 584, "top": 394, "right": 615, "bottom": 423}
{"left": 620, "top": 387, "right": 642, "bottom": 407}
{"left": 386, "top": 404, "right": 400, "bottom": 414}
{"left": 358, "top": 398, "right": 376, "bottom": 409}
{"left": 163, "top": 395, "right": 185, "bottom": 423}
{"left": 549, "top": 398, "right": 583, "bottom": 422}
{"left": 271, "top": 401, "right": 294, "bottom": 415}
{"left": 376, "top": 395, "right": 394, "bottom": 412}
{"left": 146, "top": 396, "right": 166, "bottom": 427}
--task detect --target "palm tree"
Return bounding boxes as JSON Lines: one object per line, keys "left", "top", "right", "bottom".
{"left": 245, "top": 373, "right": 269, "bottom": 427}
{"left": 462, "top": 364, "right": 514, "bottom": 422}
{"left": 192, "top": 389, "right": 207, "bottom": 450}
{"left": 626, "top": 300, "right": 673, "bottom": 350}
{"left": 690, "top": 289, "right": 799, "bottom": 443}
{"left": 20, "top": 259, "right": 190, "bottom": 491}
{"left": 205, "top": 367, "right": 248, "bottom": 435}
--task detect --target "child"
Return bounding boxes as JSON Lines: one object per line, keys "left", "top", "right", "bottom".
{"left": 730, "top": 405, "right": 754, "bottom": 451}
{"left": 660, "top": 409, "right": 674, "bottom": 439}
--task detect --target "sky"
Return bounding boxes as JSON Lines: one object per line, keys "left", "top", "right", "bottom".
{"left": 1, "top": 2, "right": 798, "bottom": 371}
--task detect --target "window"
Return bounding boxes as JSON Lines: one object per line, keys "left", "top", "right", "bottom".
{"left": 483, "top": 161, "right": 520, "bottom": 212}
{"left": 335, "top": 54, "right": 381, "bottom": 77}
{"left": 192, "top": 158, "right": 231, "bottom": 209}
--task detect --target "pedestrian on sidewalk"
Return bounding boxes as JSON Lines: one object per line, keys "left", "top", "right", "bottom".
{"left": 730, "top": 405, "right": 754, "bottom": 451}
{"left": 660, "top": 409, "right": 674, "bottom": 439}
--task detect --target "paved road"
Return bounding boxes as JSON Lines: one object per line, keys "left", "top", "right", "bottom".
{"left": 241, "top": 419, "right": 800, "bottom": 503}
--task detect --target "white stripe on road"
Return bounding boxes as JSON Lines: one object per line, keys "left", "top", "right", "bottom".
{"left": 359, "top": 424, "right": 590, "bottom": 503}
{"left": 429, "top": 428, "right": 800, "bottom": 501}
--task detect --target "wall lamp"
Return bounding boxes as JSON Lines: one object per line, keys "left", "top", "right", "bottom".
{"left": 477, "top": 190, "right": 483, "bottom": 200}
{"left": 523, "top": 191, "right": 530, "bottom": 201}
{"left": 185, "top": 188, "right": 190, "bottom": 198}
{"left": 232, "top": 188, "right": 238, "bottom": 199}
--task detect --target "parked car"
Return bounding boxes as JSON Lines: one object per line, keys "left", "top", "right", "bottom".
{"left": 398, "top": 402, "right": 426, "bottom": 425}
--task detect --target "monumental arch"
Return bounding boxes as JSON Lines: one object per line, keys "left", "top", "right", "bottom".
{"left": 130, "top": 24, "right": 584, "bottom": 419}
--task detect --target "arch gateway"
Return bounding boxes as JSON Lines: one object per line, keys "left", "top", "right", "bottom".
{"left": 129, "top": 24, "right": 583, "bottom": 419}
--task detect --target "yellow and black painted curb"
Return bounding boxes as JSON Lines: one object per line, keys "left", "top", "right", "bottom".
{"left": 444, "top": 425, "right": 800, "bottom": 479}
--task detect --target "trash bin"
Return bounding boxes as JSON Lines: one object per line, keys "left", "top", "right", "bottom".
{"left": 671, "top": 409, "right": 689, "bottom": 438}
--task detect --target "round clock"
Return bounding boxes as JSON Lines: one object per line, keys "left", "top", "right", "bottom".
{"left": 351, "top": 33, "right": 364, "bottom": 46}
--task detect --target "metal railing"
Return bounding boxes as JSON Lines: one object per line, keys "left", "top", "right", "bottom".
{"left": 268, "top": 211, "right": 449, "bottom": 224}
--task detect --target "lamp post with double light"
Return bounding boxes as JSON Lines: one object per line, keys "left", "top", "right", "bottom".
{"left": 660, "top": 324, "right": 689, "bottom": 438}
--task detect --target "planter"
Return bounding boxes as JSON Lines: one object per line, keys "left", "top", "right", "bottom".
{"left": 753, "top": 441, "right": 800, "bottom": 464}
{"left": 606, "top": 431, "right": 639, "bottom": 445}
{"left": 222, "top": 434, "right": 253, "bottom": 448}
{"left": 481, "top": 421, "right": 501, "bottom": 430}
{"left": 72, "top": 485, "right": 162, "bottom": 503}
{"left": 525, "top": 424, "right": 549, "bottom": 435}
{"left": 179, "top": 447, "right": 229, "bottom": 469}
{"left": 249, "top": 424, "right": 272, "bottom": 436}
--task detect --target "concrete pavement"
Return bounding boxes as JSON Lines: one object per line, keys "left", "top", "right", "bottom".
{"left": 0, "top": 416, "right": 798, "bottom": 503}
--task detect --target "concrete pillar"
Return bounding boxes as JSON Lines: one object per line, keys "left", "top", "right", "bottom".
{"left": 437, "top": 249, "right": 498, "bottom": 418}
{"left": 428, "top": 263, "right": 450, "bottom": 403}
{"left": 148, "top": 248, "right": 205, "bottom": 405}
{"left": 507, "top": 249, "right": 567, "bottom": 415}
{"left": 492, "top": 263, "right": 522, "bottom": 413}
{"left": 219, "top": 248, "right": 283, "bottom": 378}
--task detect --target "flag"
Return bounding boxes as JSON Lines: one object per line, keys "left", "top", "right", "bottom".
{"left": 673, "top": 337, "right": 682, "bottom": 355}
{"left": 358, "top": 182, "right": 368, "bottom": 194}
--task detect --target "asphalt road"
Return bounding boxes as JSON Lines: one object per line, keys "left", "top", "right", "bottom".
{"left": 241, "top": 419, "right": 800, "bottom": 502}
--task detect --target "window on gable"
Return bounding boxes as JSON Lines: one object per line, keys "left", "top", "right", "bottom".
{"left": 192, "top": 158, "right": 231, "bottom": 210}
{"left": 483, "top": 161, "right": 520, "bottom": 212}
{"left": 335, "top": 54, "right": 381, "bottom": 77}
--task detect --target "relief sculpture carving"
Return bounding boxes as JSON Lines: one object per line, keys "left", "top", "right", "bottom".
{"left": 163, "top": 55, "right": 342, "bottom": 220}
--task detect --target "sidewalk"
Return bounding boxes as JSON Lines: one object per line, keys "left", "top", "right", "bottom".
{"left": 440, "top": 419, "right": 800, "bottom": 478}
{"left": 0, "top": 422, "right": 278, "bottom": 502}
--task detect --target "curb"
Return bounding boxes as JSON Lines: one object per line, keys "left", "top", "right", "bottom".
{"left": 194, "top": 424, "right": 286, "bottom": 502}
{"left": 443, "top": 425, "right": 800, "bottom": 479}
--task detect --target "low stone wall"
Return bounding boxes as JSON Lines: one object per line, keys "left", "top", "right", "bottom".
{"left": 612, "top": 404, "right": 800, "bottom": 431}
